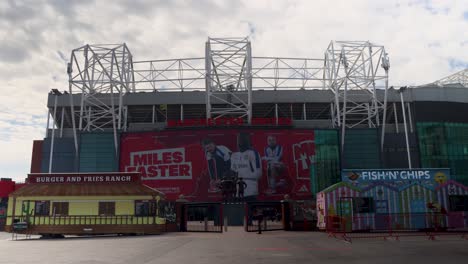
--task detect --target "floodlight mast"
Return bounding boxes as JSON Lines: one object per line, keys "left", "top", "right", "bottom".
{"left": 324, "top": 41, "right": 390, "bottom": 151}
{"left": 205, "top": 37, "right": 253, "bottom": 124}
{"left": 67, "top": 44, "right": 134, "bottom": 156}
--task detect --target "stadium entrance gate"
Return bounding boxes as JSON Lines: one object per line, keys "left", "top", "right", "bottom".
{"left": 245, "top": 201, "right": 284, "bottom": 232}
{"left": 181, "top": 202, "right": 223, "bottom": 233}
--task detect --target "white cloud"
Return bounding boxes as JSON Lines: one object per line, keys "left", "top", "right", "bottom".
{"left": 0, "top": 0, "right": 467, "bottom": 181}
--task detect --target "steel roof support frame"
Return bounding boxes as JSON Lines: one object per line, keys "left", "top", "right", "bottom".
{"left": 68, "top": 44, "right": 134, "bottom": 156}
{"left": 205, "top": 37, "right": 252, "bottom": 123}
{"left": 56, "top": 38, "right": 393, "bottom": 153}
{"left": 431, "top": 68, "right": 468, "bottom": 88}
{"left": 325, "top": 41, "right": 389, "bottom": 151}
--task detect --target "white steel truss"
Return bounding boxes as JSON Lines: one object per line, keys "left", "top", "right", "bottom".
{"left": 324, "top": 41, "right": 390, "bottom": 150}
{"left": 431, "top": 68, "right": 468, "bottom": 88}
{"left": 132, "top": 56, "right": 325, "bottom": 91}
{"left": 205, "top": 37, "right": 252, "bottom": 123}
{"left": 132, "top": 57, "right": 206, "bottom": 91}
{"left": 67, "top": 44, "right": 134, "bottom": 155}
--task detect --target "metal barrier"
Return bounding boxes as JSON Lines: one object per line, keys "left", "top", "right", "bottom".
{"left": 245, "top": 202, "right": 283, "bottom": 232}
{"left": 326, "top": 213, "right": 468, "bottom": 242}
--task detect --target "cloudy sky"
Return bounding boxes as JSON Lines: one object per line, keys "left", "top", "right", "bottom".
{"left": 0, "top": 0, "right": 467, "bottom": 181}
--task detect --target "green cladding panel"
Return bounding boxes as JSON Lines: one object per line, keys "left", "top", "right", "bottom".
{"left": 79, "top": 133, "right": 118, "bottom": 172}
{"left": 417, "top": 122, "right": 468, "bottom": 185}
{"left": 311, "top": 130, "right": 341, "bottom": 194}
{"left": 342, "top": 129, "right": 381, "bottom": 170}
{"left": 41, "top": 138, "right": 77, "bottom": 173}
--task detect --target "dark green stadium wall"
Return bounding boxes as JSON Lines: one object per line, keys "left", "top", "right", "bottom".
{"left": 310, "top": 130, "right": 341, "bottom": 194}
{"left": 79, "top": 133, "right": 119, "bottom": 172}
{"left": 417, "top": 122, "right": 468, "bottom": 185}
{"left": 342, "top": 128, "right": 382, "bottom": 170}
{"left": 40, "top": 138, "right": 77, "bottom": 173}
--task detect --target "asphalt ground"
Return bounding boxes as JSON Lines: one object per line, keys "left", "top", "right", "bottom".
{"left": 0, "top": 227, "right": 467, "bottom": 264}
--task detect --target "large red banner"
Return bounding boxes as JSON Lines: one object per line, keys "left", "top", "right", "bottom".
{"left": 120, "top": 129, "right": 315, "bottom": 201}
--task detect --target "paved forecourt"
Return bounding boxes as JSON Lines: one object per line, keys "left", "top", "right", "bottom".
{"left": 0, "top": 228, "right": 467, "bottom": 264}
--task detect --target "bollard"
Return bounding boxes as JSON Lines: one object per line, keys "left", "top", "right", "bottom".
{"left": 224, "top": 216, "right": 228, "bottom": 232}
{"left": 204, "top": 217, "right": 208, "bottom": 232}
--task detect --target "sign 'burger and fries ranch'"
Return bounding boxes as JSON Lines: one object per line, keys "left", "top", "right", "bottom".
{"left": 27, "top": 173, "right": 140, "bottom": 184}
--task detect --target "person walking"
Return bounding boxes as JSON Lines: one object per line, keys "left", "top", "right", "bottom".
{"left": 237, "top": 177, "right": 247, "bottom": 201}
{"left": 256, "top": 208, "right": 264, "bottom": 234}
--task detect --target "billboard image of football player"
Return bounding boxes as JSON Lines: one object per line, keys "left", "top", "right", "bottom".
{"left": 231, "top": 132, "right": 262, "bottom": 198}
{"left": 262, "top": 135, "right": 285, "bottom": 194}
{"left": 201, "top": 138, "right": 232, "bottom": 193}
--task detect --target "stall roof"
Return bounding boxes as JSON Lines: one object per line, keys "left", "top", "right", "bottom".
{"left": 9, "top": 183, "right": 164, "bottom": 197}
{"left": 319, "top": 181, "right": 361, "bottom": 193}
{"left": 435, "top": 180, "right": 468, "bottom": 191}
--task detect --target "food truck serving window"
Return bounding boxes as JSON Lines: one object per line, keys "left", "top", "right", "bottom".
{"left": 449, "top": 195, "right": 468, "bottom": 212}
{"left": 34, "top": 201, "right": 50, "bottom": 216}
{"left": 135, "top": 200, "right": 155, "bottom": 216}
{"left": 52, "top": 202, "right": 69, "bottom": 216}
{"left": 353, "top": 197, "right": 374, "bottom": 213}
{"left": 99, "top": 202, "right": 116, "bottom": 216}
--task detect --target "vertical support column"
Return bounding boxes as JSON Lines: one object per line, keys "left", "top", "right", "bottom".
{"left": 60, "top": 107, "right": 65, "bottom": 138}
{"left": 341, "top": 80, "right": 348, "bottom": 152}
{"left": 303, "top": 103, "right": 307, "bottom": 120}
{"left": 118, "top": 90, "right": 123, "bottom": 130}
{"left": 152, "top": 105, "right": 155, "bottom": 124}
{"left": 87, "top": 106, "right": 92, "bottom": 132}
{"left": 400, "top": 91, "right": 412, "bottom": 169}
{"left": 78, "top": 93, "right": 85, "bottom": 131}
{"left": 380, "top": 70, "right": 389, "bottom": 149}
{"left": 246, "top": 41, "right": 253, "bottom": 125}
{"left": 330, "top": 103, "right": 336, "bottom": 128}
{"left": 45, "top": 109, "right": 50, "bottom": 138}
{"left": 334, "top": 91, "right": 341, "bottom": 127}
{"left": 123, "top": 106, "right": 128, "bottom": 132}
{"left": 407, "top": 102, "right": 414, "bottom": 133}
{"left": 367, "top": 103, "right": 372, "bottom": 128}
{"left": 118, "top": 50, "right": 124, "bottom": 131}
{"left": 205, "top": 41, "right": 212, "bottom": 120}
{"left": 393, "top": 102, "right": 399, "bottom": 133}
{"left": 275, "top": 103, "right": 279, "bottom": 125}
{"left": 48, "top": 95, "right": 58, "bottom": 173}
{"left": 109, "top": 52, "right": 119, "bottom": 157}
{"left": 68, "top": 63, "right": 79, "bottom": 156}
{"left": 180, "top": 104, "right": 184, "bottom": 121}
{"left": 340, "top": 49, "right": 349, "bottom": 152}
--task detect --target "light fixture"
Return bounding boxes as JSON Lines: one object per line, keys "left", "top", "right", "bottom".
{"left": 51, "top": 89, "right": 62, "bottom": 95}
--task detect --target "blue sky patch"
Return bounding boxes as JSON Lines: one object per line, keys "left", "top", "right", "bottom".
{"left": 449, "top": 58, "right": 468, "bottom": 70}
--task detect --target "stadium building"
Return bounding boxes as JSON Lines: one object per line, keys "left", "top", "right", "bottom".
{"left": 30, "top": 37, "right": 468, "bottom": 203}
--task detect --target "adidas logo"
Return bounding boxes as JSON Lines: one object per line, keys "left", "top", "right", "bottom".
{"left": 298, "top": 184, "right": 309, "bottom": 192}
